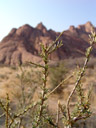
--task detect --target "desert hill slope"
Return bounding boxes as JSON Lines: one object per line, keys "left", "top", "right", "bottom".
{"left": 0, "top": 22, "right": 96, "bottom": 65}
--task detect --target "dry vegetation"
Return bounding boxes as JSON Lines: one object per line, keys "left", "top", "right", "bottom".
{"left": 0, "top": 31, "right": 96, "bottom": 128}
{"left": 0, "top": 60, "right": 96, "bottom": 127}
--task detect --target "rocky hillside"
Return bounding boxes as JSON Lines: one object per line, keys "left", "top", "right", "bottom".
{"left": 65, "top": 21, "right": 96, "bottom": 41}
{"left": 0, "top": 22, "right": 96, "bottom": 65}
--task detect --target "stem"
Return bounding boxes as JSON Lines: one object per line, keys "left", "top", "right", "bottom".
{"left": 5, "top": 94, "right": 9, "bottom": 128}
{"left": 66, "top": 43, "right": 94, "bottom": 121}
{"left": 36, "top": 51, "right": 48, "bottom": 126}
{"left": 48, "top": 73, "right": 74, "bottom": 97}
{"left": 18, "top": 117, "right": 22, "bottom": 128}
{"left": 47, "top": 31, "right": 64, "bottom": 53}
{"left": 21, "top": 79, "right": 25, "bottom": 108}
{"left": 56, "top": 101, "right": 60, "bottom": 127}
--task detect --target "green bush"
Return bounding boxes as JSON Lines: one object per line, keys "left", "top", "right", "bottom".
{"left": 49, "top": 62, "right": 67, "bottom": 93}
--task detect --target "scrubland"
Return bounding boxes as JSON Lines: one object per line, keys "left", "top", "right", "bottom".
{"left": 0, "top": 57, "right": 96, "bottom": 127}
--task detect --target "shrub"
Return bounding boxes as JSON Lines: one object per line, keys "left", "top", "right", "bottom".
{"left": 0, "top": 31, "right": 96, "bottom": 128}
{"left": 49, "top": 62, "right": 67, "bottom": 93}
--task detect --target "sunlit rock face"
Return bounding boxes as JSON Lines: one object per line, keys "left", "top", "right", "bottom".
{"left": 0, "top": 22, "right": 96, "bottom": 65}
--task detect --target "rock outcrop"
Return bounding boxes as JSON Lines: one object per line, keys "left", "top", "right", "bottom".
{"left": 65, "top": 21, "right": 96, "bottom": 41}
{"left": 0, "top": 22, "right": 96, "bottom": 65}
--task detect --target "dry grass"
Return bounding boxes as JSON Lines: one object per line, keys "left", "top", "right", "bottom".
{"left": 0, "top": 57, "right": 96, "bottom": 128}
{"left": 0, "top": 58, "right": 96, "bottom": 110}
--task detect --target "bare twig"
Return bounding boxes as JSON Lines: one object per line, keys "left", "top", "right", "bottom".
{"left": 47, "top": 31, "right": 64, "bottom": 53}
{"left": 5, "top": 94, "right": 9, "bottom": 128}
{"left": 9, "top": 102, "right": 38, "bottom": 127}
{"left": 48, "top": 73, "right": 74, "bottom": 97}
{"left": 66, "top": 32, "right": 96, "bottom": 121}
{"left": 0, "top": 113, "right": 5, "bottom": 118}
{"left": 56, "top": 101, "right": 60, "bottom": 127}
{"left": 27, "top": 61, "right": 45, "bottom": 68}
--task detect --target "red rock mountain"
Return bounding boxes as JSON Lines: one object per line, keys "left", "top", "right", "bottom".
{"left": 65, "top": 21, "right": 96, "bottom": 41}
{"left": 0, "top": 22, "right": 96, "bottom": 65}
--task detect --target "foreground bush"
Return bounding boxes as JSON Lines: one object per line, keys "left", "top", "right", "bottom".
{"left": 0, "top": 31, "right": 96, "bottom": 128}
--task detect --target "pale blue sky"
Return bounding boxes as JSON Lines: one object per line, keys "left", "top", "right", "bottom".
{"left": 0, "top": 0, "right": 96, "bottom": 40}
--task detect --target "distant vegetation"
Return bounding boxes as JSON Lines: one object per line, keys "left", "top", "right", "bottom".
{"left": 49, "top": 62, "right": 67, "bottom": 93}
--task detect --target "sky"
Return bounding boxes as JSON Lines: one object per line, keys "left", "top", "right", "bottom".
{"left": 0, "top": 0, "right": 96, "bottom": 41}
